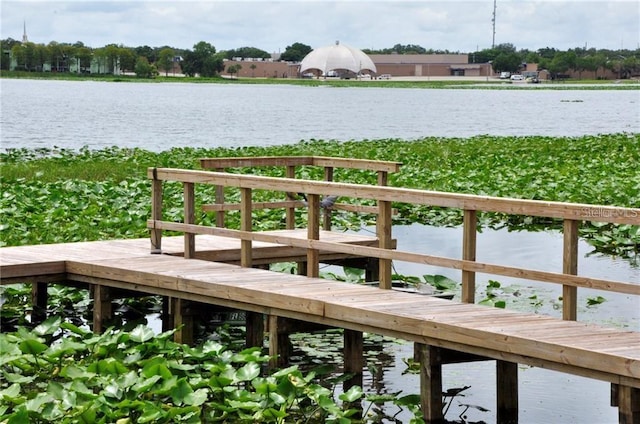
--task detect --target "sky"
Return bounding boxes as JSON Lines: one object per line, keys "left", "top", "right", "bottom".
{"left": 1, "top": 1, "right": 638, "bottom": 54}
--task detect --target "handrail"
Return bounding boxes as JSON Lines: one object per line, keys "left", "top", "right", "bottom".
{"left": 148, "top": 166, "right": 640, "bottom": 321}
{"left": 199, "top": 156, "right": 402, "bottom": 231}
{"left": 199, "top": 156, "right": 403, "bottom": 173}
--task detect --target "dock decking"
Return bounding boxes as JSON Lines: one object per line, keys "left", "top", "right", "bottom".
{"left": 2, "top": 156, "right": 639, "bottom": 423}
{"left": 1, "top": 235, "right": 639, "bottom": 423}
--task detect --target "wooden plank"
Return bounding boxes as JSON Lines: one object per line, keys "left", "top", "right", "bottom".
{"left": 183, "top": 182, "right": 195, "bottom": 259}
{"left": 307, "top": 194, "right": 320, "bottom": 278}
{"left": 149, "top": 167, "right": 640, "bottom": 225}
{"left": 323, "top": 166, "right": 334, "bottom": 231}
{"left": 563, "top": 219, "right": 579, "bottom": 321}
{"left": 202, "top": 200, "right": 304, "bottom": 212}
{"left": 148, "top": 220, "right": 640, "bottom": 295}
{"left": 0, "top": 261, "right": 66, "bottom": 280}
{"left": 285, "top": 165, "right": 296, "bottom": 229}
{"left": 150, "top": 176, "right": 163, "bottom": 253}
{"left": 377, "top": 199, "right": 393, "bottom": 290}
{"left": 240, "top": 187, "right": 252, "bottom": 268}
{"left": 461, "top": 209, "right": 477, "bottom": 304}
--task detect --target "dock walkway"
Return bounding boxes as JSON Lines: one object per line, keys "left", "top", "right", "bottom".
{"left": 2, "top": 156, "right": 639, "bottom": 423}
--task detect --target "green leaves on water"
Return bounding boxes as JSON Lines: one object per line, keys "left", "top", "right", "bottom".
{"left": 1, "top": 319, "right": 418, "bottom": 423}
{"left": 1, "top": 134, "right": 637, "bottom": 259}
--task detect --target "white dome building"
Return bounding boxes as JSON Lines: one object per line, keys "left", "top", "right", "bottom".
{"left": 299, "top": 41, "right": 377, "bottom": 76}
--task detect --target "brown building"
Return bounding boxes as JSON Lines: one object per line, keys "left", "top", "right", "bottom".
{"left": 222, "top": 58, "right": 298, "bottom": 79}
{"left": 368, "top": 54, "right": 492, "bottom": 77}
{"left": 222, "top": 53, "right": 494, "bottom": 79}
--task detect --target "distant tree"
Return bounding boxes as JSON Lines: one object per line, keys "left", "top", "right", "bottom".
{"left": 134, "top": 56, "right": 157, "bottom": 78}
{"left": 226, "top": 63, "right": 242, "bottom": 78}
{"left": 249, "top": 63, "right": 257, "bottom": 77}
{"left": 537, "top": 47, "right": 558, "bottom": 60}
{"left": 158, "top": 48, "right": 175, "bottom": 76}
{"left": 93, "top": 47, "right": 108, "bottom": 74}
{"left": 1, "top": 38, "right": 20, "bottom": 70}
{"left": 118, "top": 48, "right": 136, "bottom": 73}
{"left": 72, "top": 46, "right": 92, "bottom": 73}
{"left": 547, "top": 51, "right": 576, "bottom": 79}
{"left": 103, "top": 44, "right": 121, "bottom": 73}
{"left": 182, "top": 41, "right": 223, "bottom": 77}
{"left": 224, "top": 46, "right": 271, "bottom": 60}
{"left": 492, "top": 52, "right": 521, "bottom": 73}
{"left": 10, "top": 44, "right": 26, "bottom": 70}
{"left": 135, "top": 45, "right": 155, "bottom": 62}
{"left": 279, "top": 42, "right": 312, "bottom": 62}
{"left": 33, "top": 43, "right": 49, "bottom": 71}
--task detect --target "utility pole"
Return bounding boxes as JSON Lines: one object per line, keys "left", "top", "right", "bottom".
{"left": 492, "top": 0, "right": 497, "bottom": 48}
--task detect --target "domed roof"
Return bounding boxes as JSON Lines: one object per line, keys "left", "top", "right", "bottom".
{"left": 300, "top": 41, "right": 377, "bottom": 74}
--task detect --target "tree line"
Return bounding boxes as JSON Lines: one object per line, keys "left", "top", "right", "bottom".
{"left": 1, "top": 37, "right": 638, "bottom": 79}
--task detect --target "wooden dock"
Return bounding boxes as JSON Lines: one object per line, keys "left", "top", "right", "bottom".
{"left": 2, "top": 157, "right": 639, "bottom": 423}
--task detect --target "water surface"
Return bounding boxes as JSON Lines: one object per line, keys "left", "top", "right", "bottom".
{"left": 1, "top": 79, "right": 638, "bottom": 151}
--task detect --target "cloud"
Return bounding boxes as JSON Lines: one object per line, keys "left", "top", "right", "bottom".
{"left": 2, "top": 1, "right": 638, "bottom": 52}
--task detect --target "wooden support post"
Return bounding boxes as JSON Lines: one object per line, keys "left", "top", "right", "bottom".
{"left": 285, "top": 165, "right": 296, "bottom": 230}
{"left": 92, "top": 285, "right": 112, "bottom": 334}
{"left": 496, "top": 361, "right": 518, "bottom": 424}
{"left": 246, "top": 311, "right": 265, "bottom": 350}
{"left": 344, "top": 329, "right": 364, "bottom": 392}
{"left": 323, "top": 166, "right": 334, "bottom": 230}
{"left": 214, "top": 167, "right": 225, "bottom": 228}
{"left": 563, "top": 219, "right": 579, "bottom": 321}
{"left": 30, "top": 282, "right": 48, "bottom": 324}
{"left": 307, "top": 193, "right": 320, "bottom": 278}
{"left": 417, "top": 343, "right": 444, "bottom": 423}
{"left": 461, "top": 209, "right": 477, "bottom": 304}
{"left": 377, "top": 199, "right": 393, "bottom": 289}
{"left": 161, "top": 296, "right": 173, "bottom": 332}
{"left": 150, "top": 175, "right": 163, "bottom": 253}
{"left": 617, "top": 385, "right": 640, "bottom": 424}
{"left": 172, "top": 298, "right": 194, "bottom": 345}
{"left": 183, "top": 182, "right": 195, "bottom": 259}
{"left": 268, "top": 315, "right": 290, "bottom": 369}
{"left": 240, "top": 187, "right": 253, "bottom": 268}
{"left": 365, "top": 258, "right": 380, "bottom": 282}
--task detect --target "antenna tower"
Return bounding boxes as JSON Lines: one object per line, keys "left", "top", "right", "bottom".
{"left": 491, "top": 0, "right": 496, "bottom": 48}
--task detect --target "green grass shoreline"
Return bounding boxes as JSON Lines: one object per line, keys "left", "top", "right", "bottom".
{"left": 2, "top": 70, "right": 639, "bottom": 90}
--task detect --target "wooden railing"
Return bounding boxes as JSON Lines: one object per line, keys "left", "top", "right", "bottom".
{"left": 199, "top": 156, "right": 402, "bottom": 231}
{"left": 148, "top": 165, "right": 640, "bottom": 322}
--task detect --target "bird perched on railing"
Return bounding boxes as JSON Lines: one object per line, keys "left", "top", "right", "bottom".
{"left": 297, "top": 193, "right": 339, "bottom": 209}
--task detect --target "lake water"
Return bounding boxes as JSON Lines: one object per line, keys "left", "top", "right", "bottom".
{"left": 0, "top": 79, "right": 639, "bottom": 151}
{"left": 2, "top": 79, "right": 639, "bottom": 423}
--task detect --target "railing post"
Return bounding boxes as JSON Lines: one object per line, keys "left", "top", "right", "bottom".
{"left": 184, "top": 182, "right": 195, "bottom": 259}
{"left": 307, "top": 193, "right": 320, "bottom": 278}
{"left": 563, "top": 219, "right": 579, "bottom": 320}
{"left": 377, "top": 199, "right": 393, "bottom": 289}
{"left": 150, "top": 172, "right": 163, "bottom": 254}
{"left": 214, "top": 167, "right": 225, "bottom": 228}
{"left": 240, "top": 187, "right": 252, "bottom": 268}
{"left": 323, "top": 166, "right": 334, "bottom": 230}
{"left": 461, "top": 209, "right": 477, "bottom": 303}
{"left": 285, "top": 165, "right": 296, "bottom": 230}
